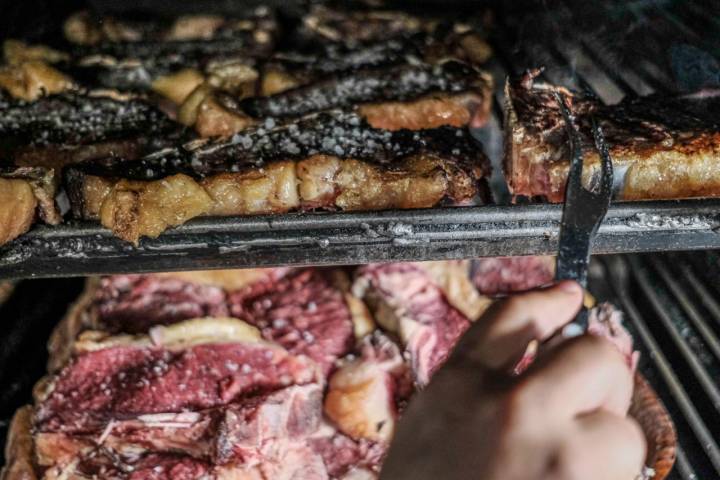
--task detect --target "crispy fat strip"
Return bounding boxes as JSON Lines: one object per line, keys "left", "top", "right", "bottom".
{"left": 0, "top": 167, "right": 60, "bottom": 246}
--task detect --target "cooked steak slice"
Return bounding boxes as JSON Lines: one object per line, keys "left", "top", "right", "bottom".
{"left": 63, "top": 9, "right": 277, "bottom": 94}
{"left": 229, "top": 60, "right": 491, "bottom": 131}
{"left": 0, "top": 166, "right": 59, "bottom": 246}
{"left": 65, "top": 111, "right": 490, "bottom": 243}
{"left": 353, "top": 263, "right": 471, "bottom": 386}
{"left": 35, "top": 340, "right": 319, "bottom": 433}
{"left": 65, "top": 8, "right": 277, "bottom": 47}
{"left": 0, "top": 91, "right": 181, "bottom": 168}
{"left": 298, "top": 5, "right": 435, "bottom": 46}
{"left": 471, "top": 256, "right": 555, "bottom": 295}
{"left": 228, "top": 268, "right": 356, "bottom": 376}
{"left": 505, "top": 69, "right": 720, "bottom": 202}
{"left": 297, "top": 4, "right": 491, "bottom": 65}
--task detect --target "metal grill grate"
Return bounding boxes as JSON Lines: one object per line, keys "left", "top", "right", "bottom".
{"left": 592, "top": 253, "right": 720, "bottom": 479}
{"left": 2, "top": 1, "right": 720, "bottom": 279}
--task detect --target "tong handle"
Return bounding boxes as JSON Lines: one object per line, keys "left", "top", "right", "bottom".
{"left": 556, "top": 225, "right": 592, "bottom": 289}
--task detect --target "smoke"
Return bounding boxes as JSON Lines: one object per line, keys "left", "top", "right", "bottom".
{"left": 670, "top": 44, "right": 720, "bottom": 91}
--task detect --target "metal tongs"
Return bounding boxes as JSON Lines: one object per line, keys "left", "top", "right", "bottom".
{"left": 552, "top": 91, "right": 614, "bottom": 338}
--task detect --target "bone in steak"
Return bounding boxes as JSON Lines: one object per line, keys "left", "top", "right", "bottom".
{"left": 65, "top": 110, "right": 491, "bottom": 243}
{"left": 229, "top": 268, "right": 356, "bottom": 376}
{"left": 353, "top": 263, "right": 471, "bottom": 386}
{"left": 505, "top": 68, "right": 720, "bottom": 202}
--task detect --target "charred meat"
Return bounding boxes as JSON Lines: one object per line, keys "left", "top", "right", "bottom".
{"left": 0, "top": 91, "right": 182, "bottom": 168}
{"left": 65, "top": 111, "right": 491, "bottom": 243}
{"left": 505, "top": 69, "right": 720, "bottom": 202}
{"left": 61, "top": 8, "right": 278, "bottom": 96}
{"left": 297, "top": 3, "right": 492, "bottom": 66}
{"left": 228, "top": 59, "right": 492, "bottom": 132}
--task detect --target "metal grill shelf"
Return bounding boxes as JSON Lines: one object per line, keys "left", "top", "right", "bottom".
{"left": 2, "top": 200, "right": 720, "bottom": 279}
{"left": 1, "top": 0, "right": 720, "bottom": 279}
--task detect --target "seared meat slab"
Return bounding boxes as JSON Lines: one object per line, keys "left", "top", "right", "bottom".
{"left": 66, "top": 111, "right": 490, "bottom": 243}
{"left": 505, "top": 69, "right": 720, "bottom": 202}
{"left": 232, "top": 59, "right": 491, "bottom": 132}
{"left": 63, "top": 8, "right": 278, "bottom": 94}
{"left": 0, "top": 91, "right": 181, "bottom": 168}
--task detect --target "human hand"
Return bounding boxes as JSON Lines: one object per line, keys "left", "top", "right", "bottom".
{"left": 380, "top": 281, "right": 646, "bottom": 480}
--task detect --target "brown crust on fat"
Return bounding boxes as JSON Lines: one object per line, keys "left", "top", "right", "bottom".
{"left": 73, "top": 153, "right": 484, "bottom": 242}
{"left": 630, "top": 373, "right": 677, "bottom": 480}
{"left": 359, "top": 90, "right": 490, "bottom": 131}
{"left": 47, "top": 277, "right": 100, "bottom": 372}
{"left": 0, "top": 179, "right": 37, "bottom": 246}
{"left": 1, "top": 406, "right": 37, "bottom": 480}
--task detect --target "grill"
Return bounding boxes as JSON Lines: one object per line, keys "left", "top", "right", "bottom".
{"left": 1, "top": 1, "right": 720, "bottom": 479}
{"left": 2, "top": 0, "right": 720, "bottom": 278}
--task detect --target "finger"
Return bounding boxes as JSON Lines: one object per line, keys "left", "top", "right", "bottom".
{"left": 552, "top": 410, "right": 646, "bottom": 480}
{"left": 518, "top": 335, "right": 634, "bottom": 418}
{"left": 453, "top": 281, "right": 583, "bottom": 370}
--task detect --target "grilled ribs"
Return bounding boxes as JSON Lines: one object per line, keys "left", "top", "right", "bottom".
{"left": 65, "top": 111, "right": 490, "bottom": 243}
{"left": 505, "top": 69, "right": 720, "bottom": 202}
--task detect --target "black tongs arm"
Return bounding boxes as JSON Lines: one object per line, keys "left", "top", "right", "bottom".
{"left": 553, "top": 91, "right": 613, "bottom": 331}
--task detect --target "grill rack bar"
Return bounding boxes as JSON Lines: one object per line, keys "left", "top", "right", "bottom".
{"left": 3, "top": 200, "right": 720, "bottom": 279}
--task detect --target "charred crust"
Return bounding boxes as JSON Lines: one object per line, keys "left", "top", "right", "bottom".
{"left": 0, "top": 92, "right": 180, "bottom": 147}
{"left": 239, "top": 60, "right": 488, "bottom": 120}
{"left": 66, "top": 111, "right": 490, "bottom": 182}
